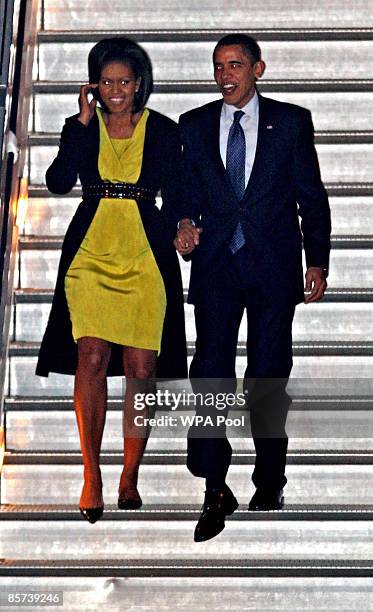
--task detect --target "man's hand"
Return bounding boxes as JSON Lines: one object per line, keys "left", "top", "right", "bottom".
{"left": 304, "top": 267, "right": 327, "bottom": 303}
{"left": 174, "top": 219, "right": 202, "bottom": 255}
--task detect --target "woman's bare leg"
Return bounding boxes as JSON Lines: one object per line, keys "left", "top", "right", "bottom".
{"left": 74, "top": 337, "right": 111, "bottom": 509}
{"left": 119, "top": 347, "right": 157, "bottom": 500}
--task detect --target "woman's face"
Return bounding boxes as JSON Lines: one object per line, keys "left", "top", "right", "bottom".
{"left": 98, "top": 61, "right": 141, "bottom": 114}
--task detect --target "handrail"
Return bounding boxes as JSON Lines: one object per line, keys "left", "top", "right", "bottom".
{"left": 0, "top": 0, "right": 16, "bottom": 161}
{"left": 0, "top": 0, "right": 40, "bottom": 473}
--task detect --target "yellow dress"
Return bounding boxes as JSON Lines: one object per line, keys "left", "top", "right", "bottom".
{"left": 64, "top": 108, "right": 166, "bottom": 351}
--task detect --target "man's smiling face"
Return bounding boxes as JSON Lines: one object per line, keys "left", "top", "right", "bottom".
{"left": 213, "top": 44, "right": 265, "bottom": 108}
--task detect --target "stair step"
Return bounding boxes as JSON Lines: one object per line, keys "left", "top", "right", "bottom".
{"left": 9, "top": 357, "right": 373, "bottom": 391}
{"left": 15, "top": 245, "right": 373, "bottom": 290}
{"left": 5, "top": 406, "right": 373, "bottom": 452}
{"left": 1, "top": 558, "right": 372, "bottom": 578}
{"left": 5, "top": 396, "right": 124, "bottom": 410}
{"left": 33, "top": 80, "right": 373, "bottom": 94}
{"left": 36, "top": 40, "right": 373, "bottom": 83}
{"left": 13, "top": 301, "right": 373, "bottom": 343}
{"left": 27, "top": 183, "right": 373, "bottom": 198}
{"left": 0, "top": 575, "right": 370, "bottom": 610}
{"left": 6, "top": 364, "right": 123, "bottom": 397}
{"left": 41, "top": 0, "right": 373, "bottom": 30}
{"left": 6, "top": 394, "right": 373, "bottom": 411}
{"left": 8, "top": 356, "right": 373, "bottom": 397}
{"left": 17, "top": 235, "right": 373, "bottom": 250}
{"left": 0, "top": 520, "right": 372, "bottom": 562}
{"left": 21, "top": 194, "right": 373, "bottom": 237}
{"left": 2, "top": 464, "right": 373, "bottom": 505}
{"left": 1, "top": 503, "right": 373, "bottom": 521}
{"left": 33, "top": 91, "right": 373, "bottom": 132}
{"left": 19, "top": 236, "right": 62, "bottom": 250}
{"left": 37, "top": 28, "right": 373, "bottom": 43}
{"left": 4, "top": 450, "right": 373, "bottom": 465}
{"left": 29, "top": 130, "right": 373, "bottom": 146}
{"left": 9, "top": 341, "right": 373, "bottom": 357}
{"left": 15, "top": 289, "right": 53, "bottom": 303}
{"left": 30, "top": 143, "right": 373, "bottom": 185}
{"left": 15, "top": 287, "right": 373, "bottom": 304}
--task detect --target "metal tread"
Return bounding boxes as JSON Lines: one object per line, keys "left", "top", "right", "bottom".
{"left": 33, "top": 79, "right": 373, "bottom": 93}
{"left": 17, "top": 234, "right": 373, "bottom": 250}
{"left": 28, "top": 130, "right": 373, "bottom": 146}
{"left": 13, "top": 287, "right": 373, "bottom": 304}
{"left": 1, "top": 558, "right": 372, "bottom": 578}
{"left": 4, "top": 449, "right": 373, "bottom": 465}
{"left": 28, "top": 183, "right": 373, "bottom": 198}
{"left": 1, "top": 503, "right": 373, "bottom": 521}
{"left": 9, "top": 340, "right": 373, "bottom": 357}
{"left": 5, "top": 395, "right": 373, "bottom": 411}
{"left": 37, "top": 28, "right": 373, "bottom": 43}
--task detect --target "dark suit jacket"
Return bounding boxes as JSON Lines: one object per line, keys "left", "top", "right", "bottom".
{"left": 179, "top": 94, "right": 331, "bottom": 305}
{"left": 36, "top": 109, "right": 187, "bottom": 379}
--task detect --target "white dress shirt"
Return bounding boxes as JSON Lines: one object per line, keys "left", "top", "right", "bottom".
{"left": 219, "top": 91, "right": 259, "bottom": 188}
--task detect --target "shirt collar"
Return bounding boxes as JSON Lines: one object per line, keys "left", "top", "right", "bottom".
{"left": 222, "top": 90, "right": 259, "bottom": 123}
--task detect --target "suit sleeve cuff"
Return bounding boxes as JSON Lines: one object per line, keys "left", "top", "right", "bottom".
{"left": 177, "top": 218, "right": 196, "bottom": 230}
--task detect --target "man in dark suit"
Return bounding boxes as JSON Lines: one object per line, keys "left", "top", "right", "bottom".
{"left": 175, "top": 34, "right": 331, "bottom": 542}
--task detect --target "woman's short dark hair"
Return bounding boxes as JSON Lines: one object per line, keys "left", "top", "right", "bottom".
{"left": 88, "top": 37, "right": 153, "bottom": 113}
{"left": 213, "top": 34, "right": 262, "bottom": 64}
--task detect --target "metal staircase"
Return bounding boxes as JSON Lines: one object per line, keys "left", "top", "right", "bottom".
{"left": 1, "top": 0, "right": 373, "bottom": 609}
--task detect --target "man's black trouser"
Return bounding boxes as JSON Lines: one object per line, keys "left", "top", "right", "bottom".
{"left": 187, "top": 245, "right": 295, "bottom": 491}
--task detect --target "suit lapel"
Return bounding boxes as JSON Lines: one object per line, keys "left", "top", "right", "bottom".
{"left": 243, "top": 94, "right": 274, "bottom": 199}
{"left": 201, "top": 100, "right": 239, "bottom": 203}
{"left": 202, "top": 100, "right": 224, "bottom": 171}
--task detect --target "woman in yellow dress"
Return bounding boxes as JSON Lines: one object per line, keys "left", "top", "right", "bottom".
{"left": 36, "top": 38, "right": 187, "bottom": 522}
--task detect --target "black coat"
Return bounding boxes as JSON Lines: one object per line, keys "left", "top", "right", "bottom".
{"left": 36, "top": 109, "right": 188, "bottom": 378}
{"left": 179, "top": 95, "right": 331, "bottom": 305}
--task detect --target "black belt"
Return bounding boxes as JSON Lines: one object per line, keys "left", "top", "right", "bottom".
{"left": 82, "top": 181, "right": 157, "bottom": 202}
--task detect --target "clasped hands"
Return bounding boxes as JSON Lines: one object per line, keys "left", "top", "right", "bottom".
{"left": 174, "top": 219, "right": 202, "bottom": 255}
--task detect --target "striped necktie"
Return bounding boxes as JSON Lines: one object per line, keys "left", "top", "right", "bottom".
{"left": 227, "top": 109, "right": 246, "bottom": 254}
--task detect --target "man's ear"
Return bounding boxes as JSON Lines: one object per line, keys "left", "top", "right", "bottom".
{"left": 253, "top": 60, "right": 266, "bottom": 80}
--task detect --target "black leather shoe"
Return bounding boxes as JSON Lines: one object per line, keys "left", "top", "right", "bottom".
{"left": 79, "top": 506, "right": 104, "bottom": 524}
{"left": 248, "top": 488, "right": 284, "bottom": 511}
{"left": 118, "top": 490, "right": 142, "bottom": 510}
{"left": 194, "top": 485, "right": 239, "bottom": 542}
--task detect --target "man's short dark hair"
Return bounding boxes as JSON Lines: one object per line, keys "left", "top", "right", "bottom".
{"left": 213, "top": 34, "right": 262, "bottom": 64}
{"left": 88, "top": 37, "right": 153, "bottom": 113}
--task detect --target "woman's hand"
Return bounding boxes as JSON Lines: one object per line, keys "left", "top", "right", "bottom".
{"left": 77, "top": 83, "right": 98, "bottom": 126}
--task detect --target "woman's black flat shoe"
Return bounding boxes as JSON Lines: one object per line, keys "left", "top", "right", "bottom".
{"left": 79, "top": 506, "right": 104, "bottom": 523}
{"left": 118, "top": 494, "right": 142, "bottom": 510}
